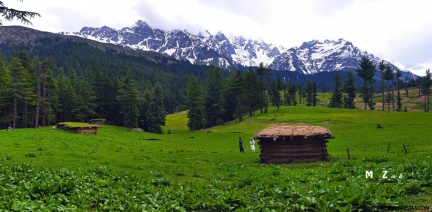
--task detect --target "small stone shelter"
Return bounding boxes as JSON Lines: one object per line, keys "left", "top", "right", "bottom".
{"left": 56, "top": 122, "right": 99, "bottom": 134}
{"left": 255, "top": 125, "right": 334, "bottom": 163}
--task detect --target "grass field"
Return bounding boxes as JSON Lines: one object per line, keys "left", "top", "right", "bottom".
{"left": 0, "top": 105, "right": 431, "bottom": 210}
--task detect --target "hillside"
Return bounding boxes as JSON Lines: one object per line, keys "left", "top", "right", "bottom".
{"left": 0, "top": 26, "right": 419, "bottom": 91}
{"left": 0, "top": 26, "right": 216, "bottom": 114}
{"left": 69, "top": 20, "right": 417, "bottom": 83}
{"left": 353, "top": 88, "right": 430, "bottom": 112}
{"left": 0, "top": 105, "right": 431, "bottom": 210}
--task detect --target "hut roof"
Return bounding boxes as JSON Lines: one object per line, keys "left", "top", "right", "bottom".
{"left": 255, "top": 125, "right": 333, "bottom": 139}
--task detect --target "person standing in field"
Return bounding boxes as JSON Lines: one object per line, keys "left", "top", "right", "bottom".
{"left": 239, "top": 137, "right": 245, "bottom": 153}
{"left": 250, "top": 138, "right": 255, "bottom": 152}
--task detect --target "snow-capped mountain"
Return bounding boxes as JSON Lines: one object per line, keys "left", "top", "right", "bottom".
{"left": 65, "top": 20, "right": 416, "bottom": 79}
{"left": 65, "top": 20, "right": 280, "bottom": 69}
{"left": 268, "top": 38, "right": 416, "bottom": 79}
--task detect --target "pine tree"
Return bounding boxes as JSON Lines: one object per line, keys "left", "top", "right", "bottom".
{"left": 232, "top": 70, "right": 246, "bottom": 122}
{"left": 73, "top": 80, "right": 97, "bottom": 122}
{"left": 0, "top": 54, "right": 12, "bottom": 128}
{"left": 243, "top": 68, "right": 259, "bottom": 117}
{"left": 17, "top": 52, "right": 35, "bottom": 128}
{"left": 146, "top": 83, "right": 166, "bottom": 133}
{"left": 298, "top": 85, "right": 303, "bottom": 104}
{"left": 223, "top": 71, "right": 238, "bottom": 122}
{"left": 139, "top": 89, "right": 151, "bottom": 131}
{"left": 92, "top": 68, "right": 104, "bottom": 117}
{"left": 384, "top": 65, "right": 394, "bottom": 111}
{"left": 101, "top": 71, "right": 121, "bottom": 125}
{"left": 185, "top": 76, "right": 205, "bottom": 131}
{"left": 306, "top": 80, "right": 313, "bottom": 106}
{"left": 256, "top": 63, "right": 265, "bottom": 114}
{"left": 43, "top": 68, "right": 59, "bottom": 126}
{"left": 379, "top": 60, "right": 386, "bottom": 111}
{"left": 270, "top": 74, "right": 283, "bottom": 111}
{"left": 312, "top": 82, "right": 318, "bottom": 107}
{"left": 356, "top": 56, "right": 376, "bottom": 110}
{"left": 396, "top": 70, "right": 402, "bottom": 112}
{"left": 57, "top": 68, "right": 77, "bottom": 122}
{"left": 329, "top": 74, "right": 343, "bottom": 108}
{"left": 67, "top": 68, "right": 81, "bottom": 121}
{"left": 420, "top": 69, "right": 431, "bottom": 112}
{"left": 0, "top": 0, "right": 40, "bottom": 25}
{"left": 367, "top": 79, "right": 376, "bottom": 110}
{"left": 264, "top": 67, "right": 273, "bottom": 113}
{"left": 343, "top": 72, "right": 356, "bottom": 109}
{"left": 204, "top": 66, "right": 225, "bottom": 127}
{"left": 32, "top": 58, "right": 53, "bottom": 127}
{"left": 287, "top": 81, "right": 297, "bottom": 106}
{"left": 117, "top": 71, "right": 140, "bottom": 129}
{"left": 9, "top": 57, "right": 33, "bottom": 128}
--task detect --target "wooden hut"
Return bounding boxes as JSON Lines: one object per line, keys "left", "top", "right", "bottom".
{"left": 57, "top": 122, "right": 100, "bottom": 134}
{"left": 255, "top": 125, "right": 334, "bottom": 163}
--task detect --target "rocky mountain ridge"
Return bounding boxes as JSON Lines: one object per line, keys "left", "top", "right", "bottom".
{"left": 64, "top": 20, "right": 416, "bottom": 79}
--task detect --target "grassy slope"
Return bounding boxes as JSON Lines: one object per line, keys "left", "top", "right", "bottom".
{"left": 0, "top": 105, "right": 431, "bottom": 208}
{"left": 2, "top": 106, "right": 430, "bottom": 174}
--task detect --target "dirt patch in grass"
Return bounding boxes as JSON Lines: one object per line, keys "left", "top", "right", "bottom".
{"left": 414, "top": 96, "right": 430, "bottom": 103}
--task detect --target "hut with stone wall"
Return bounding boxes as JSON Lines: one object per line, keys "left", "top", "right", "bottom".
{"left": 255, "top": 125, "right": 334, "bottom": 163}
{"left": 57, "top": 122, "right": 100, "bottom": 134}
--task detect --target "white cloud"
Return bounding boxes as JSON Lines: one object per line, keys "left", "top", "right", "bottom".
{"left": 2, "top": 0, "right": 432, "bottom": 75}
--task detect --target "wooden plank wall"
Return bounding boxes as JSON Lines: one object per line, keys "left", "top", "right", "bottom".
{"left": 259, "top": 137, "right": 329, "bottom": 163}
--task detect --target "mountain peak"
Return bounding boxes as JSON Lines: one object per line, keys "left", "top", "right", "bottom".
{"left": 300, "top": 40, "right": 321, "bottom": 48}
{"left": 197, "top": 30, "right": 212, "bottom": 39}
{"left": 68, "top": 20, "right": 416, "bottom": 79}
{"left": 135, "top": 20, "right": 149, "bottom": 27}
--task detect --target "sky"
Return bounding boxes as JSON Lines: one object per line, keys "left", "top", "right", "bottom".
{"left": 3, "top": 0, "right": 432, "bottom": 76}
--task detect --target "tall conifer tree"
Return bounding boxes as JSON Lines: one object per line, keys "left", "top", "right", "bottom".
{"left": 204, "top": 66, "right": 225, "bottom": 127}
{"left": 138, "top": 89, "right": 151, "bottom": 131}
{"left": 9, "top": 57, "right": 32, "bottom": 128}
{"left": 396, "top": 70, "right": 402, "bottom": 112}
{"left": 356, "top": 56, "right": 376, "bottom": 110}
{"left": 384, "top": 65, "right": 394, "bottom": 111}
{"left": 256, "top": 63, "right": 265, "bottom": 114}
{"left": 343, "top": 72, "right": 356, "bottom": 109}
{"left": 270, "top": 74, "right": 283, "bottom": 111}
{"left": 329, "top": 74, "right": 343, "bottom": 108}
{"left": 117, "top": 71, "right": 140, "bottom": 129}
{"left": 146, "top": 83, "right": 166, "bottom": 133}
{"left": 185, "top": 76, "right": 205, "bottom": 130}
{"left": 243, "top": 68, "right": 259, "bottom": 117}
{"left": 306, "top": 80, "right": 313, "bottom": 106}
{"left": 312, "top": 82, "right": 318, "bottom": 107}
{"left": 420, "top": 69, "right": 431, "bottom": 112}
{"left": 287, "top": 81, "right": 297, "bottom": 106}
{"left": 0, "top": 54, "right": 12, "bottom": 127}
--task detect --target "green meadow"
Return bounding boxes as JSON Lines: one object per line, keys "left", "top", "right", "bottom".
{"left": 0, "top": 106, "right": 431, "bottom": 211}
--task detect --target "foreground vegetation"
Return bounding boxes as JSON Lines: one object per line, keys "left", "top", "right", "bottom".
{"left": 0, "top": 106, "right": 431, "bottom": 210}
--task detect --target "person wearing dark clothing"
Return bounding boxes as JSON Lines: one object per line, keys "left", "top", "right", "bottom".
{"left": 239, "top": 137, "right": 245, "bottom": 153}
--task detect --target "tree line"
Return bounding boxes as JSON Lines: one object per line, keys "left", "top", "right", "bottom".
{"left": 0, "top": 52, "right": 166, "bottom": 133}
{"left": 329, "top": 56, "right": 431, "bottom": 112}
{"left": 0, "top": 38, "right": 213, "bottom": 115}
{"left": 1, "top": 52, "right": 429, "bottom": 133}
{"left": 184, "top": 64, "right": 319, "bottom": 131}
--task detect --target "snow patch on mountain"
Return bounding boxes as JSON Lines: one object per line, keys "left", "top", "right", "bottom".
{"left": 64, "top": 20, "right": 417, "bottom": 80}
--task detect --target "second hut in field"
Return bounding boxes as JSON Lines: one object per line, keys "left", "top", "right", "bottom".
{"left": 255, "top": 124, "right": 334, "bottom": 163}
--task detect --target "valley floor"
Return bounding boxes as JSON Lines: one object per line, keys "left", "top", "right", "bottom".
{"left": 0, "top": 106, "right": 431, "bottom": 210}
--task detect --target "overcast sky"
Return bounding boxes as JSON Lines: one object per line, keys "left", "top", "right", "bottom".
{"left": 3, "top": 0, "right": 432, "bottom": 76}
